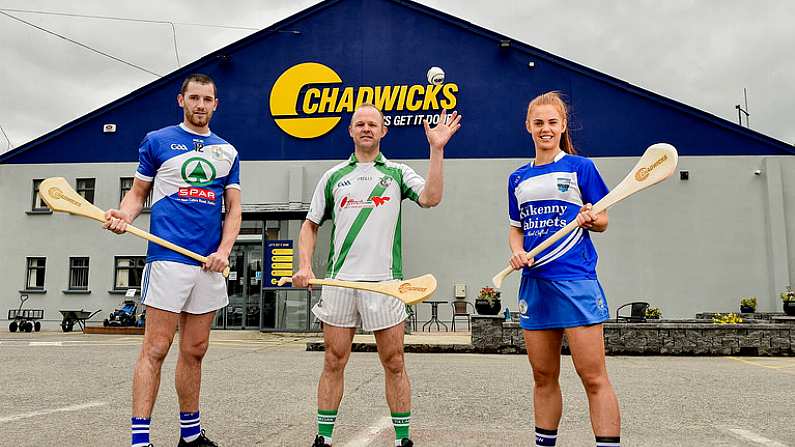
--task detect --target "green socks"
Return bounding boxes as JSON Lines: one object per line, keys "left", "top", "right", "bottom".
{"left": 391, "top": 411, "right": 411, "bottom": 443}
{"left": 317, "top": 409, "right": 409, "bottom": 445}
{"left": 317, "top": 409, "right": 338, "bottom": 443}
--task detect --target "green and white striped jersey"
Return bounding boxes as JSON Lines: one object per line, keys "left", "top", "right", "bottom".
{"left": 307, "top": 153, "right": 426, "bottom": 281}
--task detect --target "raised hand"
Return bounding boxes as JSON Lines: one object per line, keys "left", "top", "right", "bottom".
{"left": 424, "top": 109, "right": 462, "bottom": 151}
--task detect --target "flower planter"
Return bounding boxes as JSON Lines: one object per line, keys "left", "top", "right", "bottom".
{"left": 784, "top": 301, "right": 795, "bottom": 316}
{"left": 740, "top": 306, "right": 755, "bottom": 314}
{"left": 475, "top": 299, "right": 501, "bottom": 315}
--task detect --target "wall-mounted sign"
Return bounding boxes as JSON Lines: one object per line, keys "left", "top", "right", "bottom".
{"left": 265, "top": 240, "right": 294, "bottom": 287}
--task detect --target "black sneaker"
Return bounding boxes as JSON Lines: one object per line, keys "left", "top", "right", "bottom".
{"left": 399, "top": 439, "right": 414, "bottom": 447}
{"left": 177, "top": 430, "right": 219, "bottom": 447}
{"left": 312, "top": 434, "right": 331, "bottom": 447}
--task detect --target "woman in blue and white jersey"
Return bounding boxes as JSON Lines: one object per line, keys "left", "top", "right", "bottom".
{"left": 507, "top": 92, "right": 621, "bottom": 447}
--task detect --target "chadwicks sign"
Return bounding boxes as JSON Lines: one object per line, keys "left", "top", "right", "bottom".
{"left": 269, "top": 62, "right": 459, "bottom": 139}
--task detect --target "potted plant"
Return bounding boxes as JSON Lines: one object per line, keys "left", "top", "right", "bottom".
{"left": 712, "top": 313, "right": 743, "bottom": 324}
{"left": 475, "top": 287, "right": 501, "bottom": 315}
{"left": 739, "top": 297, "right": 757, "bottom": 314}
{"left": 645, "top": 307, "right": 662, "bottom": 320}
{"left": 781, "top": 286, "right": 795, "bottom": 316}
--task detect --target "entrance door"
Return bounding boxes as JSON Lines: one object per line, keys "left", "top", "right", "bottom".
{"left": 214, "top": 243, "right": 262, "bottom": 329}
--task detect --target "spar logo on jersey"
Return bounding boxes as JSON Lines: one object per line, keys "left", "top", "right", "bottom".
{"left": 339, "top": 196, "right": 391, "bottom": 209}
{"left": 181, "top": 157, "right": 217, "bottom": 187}
{"left": 556, "top": 178, "right": 571, "bottom": 193}
{"left": 178, "top": 187, "right": 217, "bottom": 202}
{"left": 269, "top": 62, "right": 460, "bottom": 139}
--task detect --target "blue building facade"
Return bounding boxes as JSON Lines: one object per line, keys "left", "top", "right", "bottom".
{"left": 2, "top": 0, "right": 792, "bottom": 166}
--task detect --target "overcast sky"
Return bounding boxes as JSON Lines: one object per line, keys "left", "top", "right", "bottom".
{"left": 1, "top": 0, "right": 793, "bottom": 154}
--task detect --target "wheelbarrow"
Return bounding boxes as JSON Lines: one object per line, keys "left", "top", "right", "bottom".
{"left": 8, "top": 295, "right": 45, "bottom": 332}
{"left": 59, "top": 309, "right": 102, "bottom": 332}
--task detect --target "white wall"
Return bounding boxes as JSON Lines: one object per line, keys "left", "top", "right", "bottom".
{"left": 1, "top": 155, "right": 792, "bottom": 325}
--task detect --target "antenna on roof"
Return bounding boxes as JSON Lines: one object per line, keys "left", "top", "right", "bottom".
{"left": 0, "top": 123, "right": 12, "bottom": 149}
{"left": 735, "top": 88, "right": 750, "bottom": 128}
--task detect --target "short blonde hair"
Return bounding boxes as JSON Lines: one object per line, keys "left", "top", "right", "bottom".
{"left": 351, "top": 102, "right": 385, "bottom": 126}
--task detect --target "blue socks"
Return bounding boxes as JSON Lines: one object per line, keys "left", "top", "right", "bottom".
{"left": 180, "top": 411, "right": 202, "bottom": 442}
{"left": 535, "top": 427, "right": 557, "bottom": 446}
{"left": 131, "top": 412, "right": 203, "bottom": 445}
{"left": 535, "top": 428, "right": 620, "bottom": 446}
{"left": 596, "top": 435, "right": 621, "bottom": 446}
{"left": 131, "top": 417, "right": 151, "bottom": 447}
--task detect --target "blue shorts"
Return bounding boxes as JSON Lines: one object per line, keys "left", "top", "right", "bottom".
{"left": 517, "top": 276, "right": 609, "bottom": 330}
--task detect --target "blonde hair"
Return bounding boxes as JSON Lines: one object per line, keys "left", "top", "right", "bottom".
{"left": 351, "top": 102, "right": 385, "bottom": 126}
{"left": 527, "top": 91, "right": 576, "bottom": 154}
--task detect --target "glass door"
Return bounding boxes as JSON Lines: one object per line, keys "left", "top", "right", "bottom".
{"left": 214, "top": 243, "right": 262, "bottom": 329}
{"left": 244, "top": 245, "right": 263, "bottom": 328}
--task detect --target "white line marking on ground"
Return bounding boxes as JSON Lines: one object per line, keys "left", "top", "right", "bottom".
{"left": 29, "top": 341, "right": 62, "bottom": 346}
{"left": 0, "top": 401, "right": 107, "bottom": 423}
{"left": 342, "top": 415, "right": 392, "bottom": 447}
{"left": 722, "top": 427, "right": 789, "bottom": 447}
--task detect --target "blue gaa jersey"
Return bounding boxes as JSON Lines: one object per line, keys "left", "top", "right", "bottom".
{"left": 135, "top": 123, "right": 240, "bottom": 265}
{"left": 508, "top": 151, "right": 609, "bottom": 280}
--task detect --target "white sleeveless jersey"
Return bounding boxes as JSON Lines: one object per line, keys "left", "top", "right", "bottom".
{"left": 307, "top": 153, "right": 425, "bottom": 281}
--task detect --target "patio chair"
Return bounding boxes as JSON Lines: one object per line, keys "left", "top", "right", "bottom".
{"left": 405, "top": 304, "right": 418, "bottom": 331}
{"left": 451, "top": 300, "right": 474, "bottom": 331}
{"left": 616, "top": 301, "right": 650, "bottom": 322}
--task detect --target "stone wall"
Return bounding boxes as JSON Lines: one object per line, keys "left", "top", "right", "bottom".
{"left": 471, "top": 315, "right": 795, "bottom": 356}
{"left": 695, "top": 312, "right": 784, "bottom": 321}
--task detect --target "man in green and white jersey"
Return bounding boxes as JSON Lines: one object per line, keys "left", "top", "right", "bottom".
{"left": 293, "top": 103, "right": 461, "bottom": 447}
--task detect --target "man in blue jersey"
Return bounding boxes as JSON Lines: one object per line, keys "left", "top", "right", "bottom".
{"left": 105, "top": 73, "right": 241, "bottom": 447}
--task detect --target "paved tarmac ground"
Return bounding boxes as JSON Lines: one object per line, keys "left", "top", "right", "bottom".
{"left": 1, "top": 330, "right": 793, "bottom": 446}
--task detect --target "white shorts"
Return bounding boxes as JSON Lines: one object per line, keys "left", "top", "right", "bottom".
{"left": 312, "top": 283, "right": 407, "bottom": 332}
{"left": 141, "top": 261, "right": 228, "bottom": 314}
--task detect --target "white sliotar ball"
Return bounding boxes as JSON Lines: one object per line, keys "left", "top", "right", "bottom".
{"left": 426, "top": 66, "right": 445, "bottom": 85}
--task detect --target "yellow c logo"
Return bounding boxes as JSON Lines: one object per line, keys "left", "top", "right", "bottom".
{"left": 269, "top": 62, "right": 460, "bottom": 139}
{"left": 270, "top": 62, "right": 343, "bottom": 139}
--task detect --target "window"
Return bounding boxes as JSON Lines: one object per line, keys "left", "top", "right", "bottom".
{"left": 31, "top": 179, "right": 49, "bottom": 211}
{"left": 114, "top": 256, "right": 146, "bottom": 290}
{"left": 76, "top": 178, "right": 96, "bottom": 204}
{"left": 120, "top": 177, "right": 152, "bottom": 209}
{"left": 120, "top": 177, "right": 133, "bottom": 202}
{"left": 25, "top": 257, "right": 46, "bottom": 290}
{"left": 239, "top": 220, "right": 264, "bottom": 235}
{"left": 68, "top": 257, "right": 89, "bottom": 290}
